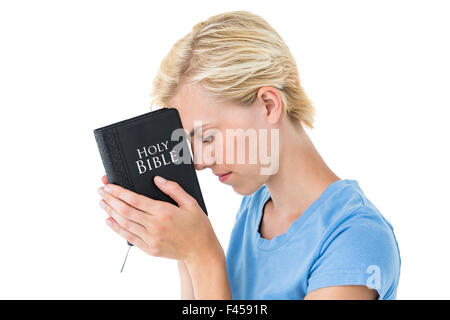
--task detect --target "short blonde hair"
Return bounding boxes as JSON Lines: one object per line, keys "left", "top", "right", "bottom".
{"left": 149, "top": 10, "right": 316, "bottom": 129}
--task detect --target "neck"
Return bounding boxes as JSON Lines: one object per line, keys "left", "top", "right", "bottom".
{"left": 264, "top": 118, "right": 340, "bottom": 219}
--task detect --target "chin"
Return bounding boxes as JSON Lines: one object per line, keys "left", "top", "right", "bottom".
{"left": 231, "top": 181, "right": 264, "bottom": 196}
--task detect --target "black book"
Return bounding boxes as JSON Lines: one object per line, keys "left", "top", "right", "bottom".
{"left": 93, "top": 107, "right": 208, "bottom": 246}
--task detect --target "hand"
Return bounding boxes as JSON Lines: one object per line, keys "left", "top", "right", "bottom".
{"left": 97, "top": 175, "right": 222, "bottom": 265}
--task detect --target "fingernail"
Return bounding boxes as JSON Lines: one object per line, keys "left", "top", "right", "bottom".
{"left": 99, "top": 200, "right": 106, "bottom": 209}
{"left": 106, "top": 219, "right": 113, "bottom": 227}
{"left": 104, "top": 185, "right": 112, "bottom": 193}
{"left": 155, "top": 176, "right": 166, "bottom": 184}
{"left": 98, "top": 187, "right": 104, "bottom": 196}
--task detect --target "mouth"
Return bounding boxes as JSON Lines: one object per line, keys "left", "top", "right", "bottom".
{"left": 213, "top": 171, "right": 232, "bottom": 183}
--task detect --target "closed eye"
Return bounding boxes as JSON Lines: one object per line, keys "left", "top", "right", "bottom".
{"left": 202, "top": 134, "right": 214, "bottom": 143}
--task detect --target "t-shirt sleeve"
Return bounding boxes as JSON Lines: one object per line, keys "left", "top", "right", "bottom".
{"left": 306, "top": 214, "right": 401, "bottom": 299}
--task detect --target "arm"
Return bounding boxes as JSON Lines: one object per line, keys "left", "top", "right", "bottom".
{"left": 305, "top": 285, "right": 378, "bottom": 300}
{"left": 98, "top": 175, "right": 232, "bottom": 299}
{"left": 184, "top": 246, "right": 232, "bottom": 300}
{"left": 177, "top": 260, "right": 195, "bottom": 299}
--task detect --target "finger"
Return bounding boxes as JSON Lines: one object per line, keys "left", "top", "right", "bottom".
{"left": 103, "top": 183, "right": 167, "bottom": 214}
{"left": 101, "top": 175, "right": 108, "bottom": 185}
{"left": 100, "top": 199, "right": 149, "bottom": 238}
{"left": 153, "top": 176, "right": 197, "bottom": 208}
{"left": 99, "top": 187, "right": 150, "bottom": 226}
{"left": 105, "top": 217, "right": 148, "bottom": 250}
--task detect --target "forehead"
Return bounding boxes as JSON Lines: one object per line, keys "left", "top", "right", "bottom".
{"left": 167, "top": 83, "right": 222, "bottom": 132}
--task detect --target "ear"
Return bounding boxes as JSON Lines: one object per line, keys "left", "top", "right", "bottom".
{"left": 257, "top": 86, "right": 283, "bottom": 125}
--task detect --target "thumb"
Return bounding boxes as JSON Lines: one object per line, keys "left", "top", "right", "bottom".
{"left": 153, "top": 176, "right": 197, "bottom": 209}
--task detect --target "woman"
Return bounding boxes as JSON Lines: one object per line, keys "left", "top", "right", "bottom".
{"left": 97, "top": 11, "right": 400, "bottom": 299}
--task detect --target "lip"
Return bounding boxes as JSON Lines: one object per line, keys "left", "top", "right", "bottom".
{"left": 214, "top": 171, "right": 232, "bottom": 183}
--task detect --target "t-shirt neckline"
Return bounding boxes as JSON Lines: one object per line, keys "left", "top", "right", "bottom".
{"left": 255, "top": 179, "right": 358, "bottom": 251}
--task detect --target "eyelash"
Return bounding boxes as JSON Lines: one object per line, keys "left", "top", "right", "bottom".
{"left": 202, "top": 134, "right": 214, "bottom": 143}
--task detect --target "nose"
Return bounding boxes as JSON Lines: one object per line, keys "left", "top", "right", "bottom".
{"left": 194, "top": 162, "right": 207, "bottom": 171}
{"left": 192, "top": 148, "right": 213, "bottom": 170}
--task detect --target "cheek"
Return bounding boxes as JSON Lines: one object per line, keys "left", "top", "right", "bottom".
{"left": 219, "top": 134, "right": 264, "bottom": 168}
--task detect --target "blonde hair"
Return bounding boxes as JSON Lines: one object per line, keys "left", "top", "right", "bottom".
{"left": 149, "top": 10, "right": 316, "bottom": 129}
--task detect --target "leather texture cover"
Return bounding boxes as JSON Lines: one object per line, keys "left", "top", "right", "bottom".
{"left": 94, "top": 107, "right": 208, "bottom": 246}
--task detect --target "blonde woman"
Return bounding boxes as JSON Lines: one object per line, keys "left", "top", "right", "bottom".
{"left": 97, "top": 11, "right": 401, "bottom": 300}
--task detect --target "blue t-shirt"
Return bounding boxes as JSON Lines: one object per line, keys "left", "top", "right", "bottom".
{"left": 225, "top": 179, "right": 401, "bottom": 299}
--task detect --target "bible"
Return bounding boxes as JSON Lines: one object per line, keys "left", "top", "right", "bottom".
{"left": 93, "top": 107, "right": 208, "bottom": 256}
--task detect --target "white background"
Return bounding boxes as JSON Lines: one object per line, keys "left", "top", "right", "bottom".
{"left": 0, "top": 0, "right": 449, "bottom": 299}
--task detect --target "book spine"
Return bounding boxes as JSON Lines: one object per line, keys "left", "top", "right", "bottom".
{"left": 94, "top": 128, "right": 134, "bottom": 246}
{"left": 94, "top": 128, "right": 133, "bottom": 190}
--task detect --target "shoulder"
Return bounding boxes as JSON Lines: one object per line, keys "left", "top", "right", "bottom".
{"left": 318, "top": 180, "right": 400, "bottom": 272}
{"left": 319, "top": 206, "right": 400, "bottom": 265}
{"left": 321, "top": 180, "right": 398, "bottom": 254}
{"left": 317, "top": 180, "right": 396, "bottom": 242}
{"left": 308, "top": 182, "right": 401, "bottom": 299}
